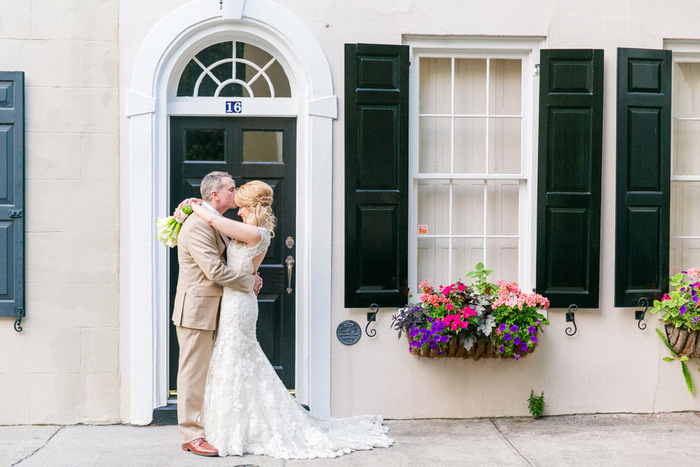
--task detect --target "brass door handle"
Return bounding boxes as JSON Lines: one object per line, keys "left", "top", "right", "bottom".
{"left": 286, "top": 255, "right": 295, "bottom": 294}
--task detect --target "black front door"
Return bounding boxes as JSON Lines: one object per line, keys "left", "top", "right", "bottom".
{"left": 169, "top": 116, "right": 297, "bottom": 391}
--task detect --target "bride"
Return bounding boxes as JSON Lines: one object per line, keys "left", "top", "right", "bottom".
{"left": 183, "top": 180, "right": 393, "bottom": 459}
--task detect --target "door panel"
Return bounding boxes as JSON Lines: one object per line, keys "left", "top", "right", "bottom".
{"left": 170, "top": 116, "right": 297, "bottom": 390}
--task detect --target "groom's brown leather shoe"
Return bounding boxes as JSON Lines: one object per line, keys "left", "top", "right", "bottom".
{"left": 182, "top": 438, "right": 219, "bottom": 456}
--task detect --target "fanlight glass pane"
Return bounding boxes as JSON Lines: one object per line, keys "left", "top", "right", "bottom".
{"left": 176, "top": 41, "right": 291, "bottom": 98}
{"left": 243, "top": 131, "right": 283, "bottom": 162}
{"left": 185, "top": 129, "right": 225, "bottom": 161}
{"left": 420, "top": 57, "right": 451, "bottom": 114}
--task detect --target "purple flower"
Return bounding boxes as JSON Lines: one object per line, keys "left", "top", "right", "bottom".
{"left": 513, "top": 337, "right": 521, "bottom": 345}
{"left": 692, "top": 317, "right": 698, "bottom": 323}
{"left": 680, "top": 306, "right": 687, "bottom": 315}
{"left": 528, "top": 326, "right": 536, "bottom": 334}
{"left": 514, "top": 354, "right": 520, "bottom": 360}
{"left": 510, "top": 325, "right": 519, "bottom": 332}
{"left": 681, "top": 287, "right": 687, "bottom": 292}
{"left": 520, "top": 343, "right": 529, "bottom": 352}
{"left": 499, "top": 345, "right": 505, "bottom": 353}
{"left": 693, "top": 295, "right": 699, "bottom": 303}
{"left": 498, "top": 323, "right": 507, "bottom": 332}
{"left": 531, "top": 335, "right": 538, "bottom": 343}
{"left": 504, "top": 333, "right": 512, "bottom": 341}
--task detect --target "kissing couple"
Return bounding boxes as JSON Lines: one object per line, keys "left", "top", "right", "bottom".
{"left": 172, "top": 171, "right": 393, "bottom": 459}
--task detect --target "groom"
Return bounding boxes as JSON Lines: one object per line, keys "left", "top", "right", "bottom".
{"left": 173, "top": 171, "right": 262, "bottom": 456}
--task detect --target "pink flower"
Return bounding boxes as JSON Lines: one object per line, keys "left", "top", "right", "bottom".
{"left": 420, "top": 294, "right": 429, "bottom": 303}
{"left": 457, "top": 283, "right": 466, "bottom": 292}
{"left": 662, "top": 293, "right": 671, "bottom": 301}
{"left": 687, "top": 267, "right": 700, "bottom": 277}
{"left": 446, "top": 303, "right": 455, "bottom": 311}
{"left": 419, "top": 279, "right": 431, "bottom": 289}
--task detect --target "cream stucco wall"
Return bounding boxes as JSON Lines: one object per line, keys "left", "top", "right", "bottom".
{"left": 0, "top": 0, "right": 120, "bottom": 424}
{"left": 6, "top": 0, "right": 700, "bottom": 426}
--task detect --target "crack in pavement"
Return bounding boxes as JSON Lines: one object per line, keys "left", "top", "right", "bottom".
{"left": 489, "top": 419, "right": 534, "bottom": 466}
{"left": 11, "top": 426, "right": 64, "bottom": 466}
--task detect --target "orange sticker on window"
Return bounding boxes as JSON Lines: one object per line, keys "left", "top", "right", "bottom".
{"left": 418, "top": 225, "right": 428, "bottom": 235}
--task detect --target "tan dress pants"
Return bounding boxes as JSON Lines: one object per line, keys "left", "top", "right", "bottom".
{"left": 176, "top": 325, "right": 214, "bottom": 443}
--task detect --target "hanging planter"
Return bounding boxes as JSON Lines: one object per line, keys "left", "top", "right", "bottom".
{"left": 665, "top": 324, "right": 700, "bottom": 358}
{"left": 650, "top": 268, "right": 700, "bottom": 394}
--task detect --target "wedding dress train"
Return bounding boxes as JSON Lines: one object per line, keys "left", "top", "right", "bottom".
{"left": 202, "top": 227, "right": 393, "bottom": 458}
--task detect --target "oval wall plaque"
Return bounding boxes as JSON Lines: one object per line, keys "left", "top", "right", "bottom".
{"left": 336, "top": 320, "right": 361, "bottom": 346}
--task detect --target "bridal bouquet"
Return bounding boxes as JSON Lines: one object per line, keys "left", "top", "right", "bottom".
{"left": 155, "top": 204, "right": 193, "bottom": 247}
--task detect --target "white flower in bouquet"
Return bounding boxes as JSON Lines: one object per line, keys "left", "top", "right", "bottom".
{"left": 155, "top": 203, "right": 193, "bottom": 248}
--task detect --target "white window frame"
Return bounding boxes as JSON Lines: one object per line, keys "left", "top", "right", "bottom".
{"left": 404, "top": 36, "right": 543, "bottom": 293}
{"left": 665, "top": 40, "right": 700, "bottom": 272}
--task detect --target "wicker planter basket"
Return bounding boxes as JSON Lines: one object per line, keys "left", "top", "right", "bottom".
{"left": 406, "top": 332, "right": 537, "bottom": 361}
{"left": 665, "top": 324, "right": 700, "bottom": 358}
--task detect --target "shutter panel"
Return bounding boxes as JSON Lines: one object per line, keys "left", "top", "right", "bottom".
{"left": 615, "top": 48, "right": 672, "bottom": 307}
{"left": 345, "top": 44, "right": 409, "bottom": 308}
{"left": 536, "top": 50, "right": 604, "bottom": 309}
{"left": 0, "top": 72, "right": 24, "bottom": 321}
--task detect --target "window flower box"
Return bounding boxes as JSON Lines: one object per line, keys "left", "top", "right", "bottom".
{"left": 393, "top": 263, "right": 549, "bottom": 361}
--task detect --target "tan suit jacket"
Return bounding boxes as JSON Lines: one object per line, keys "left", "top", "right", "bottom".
{"left": 172, "top": 213, "right": 254, "bottom": 331}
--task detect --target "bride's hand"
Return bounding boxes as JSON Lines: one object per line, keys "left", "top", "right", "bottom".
{"left": 174, "top": 198, "right": 202, "bottom": 218}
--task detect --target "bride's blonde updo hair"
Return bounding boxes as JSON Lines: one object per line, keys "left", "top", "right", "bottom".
{"left": 235, "top": 180, "right": 276, "bottom": 234}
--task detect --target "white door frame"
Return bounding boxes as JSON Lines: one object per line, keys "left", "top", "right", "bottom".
{"left": 124, "top": 0, "right": 336, "bottom": 424}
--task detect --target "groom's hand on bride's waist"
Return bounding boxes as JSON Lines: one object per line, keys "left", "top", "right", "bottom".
{"left": 254, "top": 273, "right": 263, "bottom": 295}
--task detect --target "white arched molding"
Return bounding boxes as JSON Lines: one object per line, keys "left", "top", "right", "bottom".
{"left": 125, "top": 0, "right": 336, "bottom": 424}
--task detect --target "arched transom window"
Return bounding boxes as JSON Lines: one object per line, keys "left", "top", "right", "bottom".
{"left": 177, "top": 41, "right": 291, "bottom": 98}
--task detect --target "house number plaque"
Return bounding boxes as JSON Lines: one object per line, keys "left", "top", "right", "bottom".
{"left": 336, "top": 320, "right": 361, "bottom": 346}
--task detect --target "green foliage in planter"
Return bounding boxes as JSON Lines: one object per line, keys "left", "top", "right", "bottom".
{"left": 655, "top": 328, "right": 695, "bottom": 395}
{"left": 650, "top": 268, "right": 700, "bottom": 331}
{"left": 527, "top": 390, "right": 545, "bottom": 419}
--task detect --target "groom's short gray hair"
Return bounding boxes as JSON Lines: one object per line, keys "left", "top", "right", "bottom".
{"left": 200, "top": 171, "right": 233, "bottom": 201}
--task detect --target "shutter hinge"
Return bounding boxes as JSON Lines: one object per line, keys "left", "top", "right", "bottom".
{"left": 534, "top": 64, "right": 540, "bottom": 76}
{"left": 14, "top": 307, "right": 24, "bottom": 332}
{"left": 9, "top": 210, "right": 22, "bottom": 218}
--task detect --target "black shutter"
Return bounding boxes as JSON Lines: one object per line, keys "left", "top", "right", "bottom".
{"left": 536, "top": 50, "right": 604, "bottom": 309}
{"left": 615, "top": 48, "right": 672, "bottom": 307}
{"left": 0, "top": 72, "right": 24, "bottom": 323}
{"left": 345, "top": 44, "right": 409, "bottom": 308}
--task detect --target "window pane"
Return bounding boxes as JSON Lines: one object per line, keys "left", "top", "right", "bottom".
{"left": 490, "top": 59, "right": 522, "bottom": 115}
{"left": 486, "top": 180, "right": 519, "bottom": 236}
{"left": 243, "top": 131, "right": 283, "bottom": 162}
{"left": 671, "top": 238, "right": 700, "bottom": 273}
{"left": 674, "top": 120, "right": 700, "bottom": 176}
{"left": 452, "top": 180, "right": 484, "bottom": 235}
{"left": 674, "top": 63, "right": 700, "bottom": 118}
{"left": 489, "top": 117, "right": 521, "bottom": 174}
{"left": 671, "top": 182, "right": 700, "bottom": 236}
{"left": 417, "top": 180, "right": 450, "bottom": 235}
{"left": 486, "top": 237, "right": 518, "bottom": 283}
{"left": 420, "top": 57, "right": 451, "bottom": 114}
{"left": 185, "top": 129, "right": 225, "bottom": 161}
{"left": 454, "top": 59, "right": 486, "bottom": 114}
{"left": 419, "top": 116, "right": 451, "bottom": 173}
{"left": 417, "top": 237, "right": 450, "bottom": 290}
{"left": 452, "top": 238, "right": 485, "bottom": 281}
{"left": 454, "top": 117, "right": 487, "bottom": 173}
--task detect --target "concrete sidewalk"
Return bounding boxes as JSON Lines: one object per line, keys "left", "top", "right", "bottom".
{"left": 2, "top": 413, "right": 698, "bottom": 467}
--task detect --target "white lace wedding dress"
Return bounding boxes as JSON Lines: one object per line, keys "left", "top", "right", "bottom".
{"left": 202, "top": 227, "right": 393, "bottom": 459}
